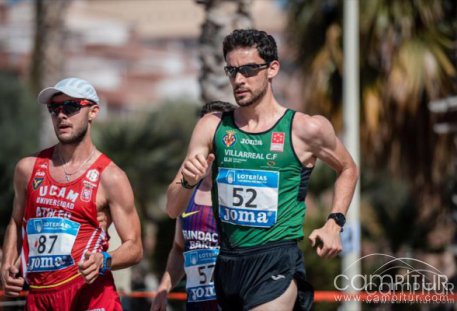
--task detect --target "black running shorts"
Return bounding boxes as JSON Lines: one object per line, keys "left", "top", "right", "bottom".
{"left": 214, "top": 240, "right": 314, "bottom": 311}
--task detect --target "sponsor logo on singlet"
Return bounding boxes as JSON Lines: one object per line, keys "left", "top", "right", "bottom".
{"left": 182, "top": 210, "right": 199, "bottom": 218}
{"left": 222, "top": 130, "right": 237, "bottom": 147}
{"left": 33, "top": 178, "right": 44, "bottom": 190}
{"left": 270, "top": 132, "right": 285, "bottom": 152}
{"left": 86, "top": 169, "right": 100, "bottom": 182}
{"left": 240, "top": 138, "right": 263, "bottom": 146}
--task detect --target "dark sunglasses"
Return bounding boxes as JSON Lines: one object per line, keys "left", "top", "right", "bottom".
{"left": 47, "top": 100, "right": 95, "bottom": 116}
{"left": 224, "top": 63, "right": 270, "bottom": 79}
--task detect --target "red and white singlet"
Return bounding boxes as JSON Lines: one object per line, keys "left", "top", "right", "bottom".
{"left": 22, "top": 146, "right": 112, "bottom": 289}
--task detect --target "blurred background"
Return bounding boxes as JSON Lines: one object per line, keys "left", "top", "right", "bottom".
{"left": 0, "top": 0, "right": 456, "bottom": 310}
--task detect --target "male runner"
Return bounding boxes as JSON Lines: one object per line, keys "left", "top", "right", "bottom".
{"left": 151, "top": 101, "right": 235, "bottom": 311}
{"left": 166, "top": 29, "right": 358, "bottom": 311}
{"left": 1, "top": 77, "right": 143, "bottom": 310}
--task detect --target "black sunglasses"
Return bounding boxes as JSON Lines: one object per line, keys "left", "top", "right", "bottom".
{"left": 47, "top": 100, "right": 95, "bottom": 116}
{"left": 224, "top": 63, "right": 270, "bottom": 79}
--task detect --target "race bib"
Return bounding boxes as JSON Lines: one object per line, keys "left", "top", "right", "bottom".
{"left": 26, "top": 217, "right": 80, "bottom": 272}
{"left": 184, "top": 248, "right": 219, "bottom": 302}
{"left": 217, "top": 168, "right": 279, "bottom": 228}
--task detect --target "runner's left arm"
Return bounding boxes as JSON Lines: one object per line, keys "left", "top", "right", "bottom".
{"left": 78, "top": 163, "right": 143, "bottom": 283}
{"left": 296, "top": 115, "right": 359, "bottom": 258}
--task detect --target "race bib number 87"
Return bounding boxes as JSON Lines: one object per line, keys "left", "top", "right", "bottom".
{"left": 217, "top": 168, "right": 279, "bottom": 227}
{"left": 26, "top": 217, "right": 80, "bottom": 272}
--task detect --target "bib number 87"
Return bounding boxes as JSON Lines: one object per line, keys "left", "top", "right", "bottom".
{"left": 232, "top": 187, "right": 257, "bottom": 208}
{"left": 37, "top": 235, "right": 58, "bottom": 254}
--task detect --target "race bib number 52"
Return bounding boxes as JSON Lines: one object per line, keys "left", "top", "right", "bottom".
{"left": 217, "top": 168, "right": 279, "bottom": 227}
{"left": 26, "top": 217, "right": 80, "bottom": 272}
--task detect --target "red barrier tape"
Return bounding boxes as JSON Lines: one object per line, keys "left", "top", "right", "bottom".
{"left": 1, "top": 290, "right": 456, "bottom": 303}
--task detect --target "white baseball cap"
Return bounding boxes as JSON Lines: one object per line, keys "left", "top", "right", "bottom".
{"left": 37, "top": 77, "right": 100, "bottom": 105}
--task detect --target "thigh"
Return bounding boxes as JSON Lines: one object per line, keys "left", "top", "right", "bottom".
{"left": 250, "top": 280, "right": 298, "bottom": 311}
{"left": 214, "top": 256, "right": 243, "bottom": 311}
{"left": 217, "top": 241, "right": 302, "bottom": 310}
{"left": 26, "top": 278, "right": 86, "bottom": 311}
{"left": 73, "top": 273, "right": 122, "bottom": 311}
{"left": 26, "top": 292, "right": 60, "bottom": 311}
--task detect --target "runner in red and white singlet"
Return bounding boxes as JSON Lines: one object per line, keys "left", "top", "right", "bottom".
{"left": 1, "top": 78, "right": 143, "bottom": 311}
{"left": 23, "top": 147, "right": 111, "bottom": 288}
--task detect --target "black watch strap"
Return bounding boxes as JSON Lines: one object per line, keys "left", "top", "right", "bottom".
{"left": 327, "top": 213, "right": 346, "bottom": 232}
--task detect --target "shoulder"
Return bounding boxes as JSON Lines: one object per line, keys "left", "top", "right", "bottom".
{"left": 15, "top": 155, "right": 38, "bottom": 176}
{"left": 292, "top": 113, "right": 336, "bottom": 147}
{"left": 197, "top": 111, "right": 224, "bottom": 128}
{"left": 190, "top": 111, "right": 225, "bottom": 147}
{"left": 100, "top": 161, "right": 131, "bottom": 190}
{"left": 14, "top": 155, "right": 38, "bottom": 186}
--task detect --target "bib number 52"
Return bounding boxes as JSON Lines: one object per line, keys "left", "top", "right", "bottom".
{"left": 232, "top": 187, "right": 257, "bottom": 208}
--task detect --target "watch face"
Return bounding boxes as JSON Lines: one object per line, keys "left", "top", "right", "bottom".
{"left": 330, "top": 213, "right": 346, "bottom": 226}
{"left": 106, "top": 257, "right": 112, "bottom": 269}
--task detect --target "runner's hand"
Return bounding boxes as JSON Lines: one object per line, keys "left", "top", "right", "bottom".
{"left": 0, "top": 265, "right": 24, "bottom": 297}
{"left": 150, "top": 289, "right": 168, "bottom": 311}
{"left": 181, "top": 153, "right": 215, "bottom": 186}
{"left": 308, "top": 220, "right": 342, "bottom": 258}
{"left": 78, "top": 252, "right": 103, "bottom": 284}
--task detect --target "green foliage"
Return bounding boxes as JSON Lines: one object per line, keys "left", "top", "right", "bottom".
{"left": 94, "top": 101, "right": 200, "bottom": 219}
{"left": 308, "top": 161, "right": 336, "bottom": 196}
{"left": 286, "top": 0, "right": 456, "bottom": 257}
{"left": 362, "top": 169, "right": 439, "bottom": 253}
{"left": 94, "top": 101, "right": 200, "bottom": 279}
{"left": 0, "top": 72, "right": 40, "bottom": 240}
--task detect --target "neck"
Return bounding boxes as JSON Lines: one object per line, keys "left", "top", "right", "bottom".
{"left": 235, "top": 94, "right": 285, "bottom": 131}
{"left": 57, "top": 139, "right": 94, "bottom": 163}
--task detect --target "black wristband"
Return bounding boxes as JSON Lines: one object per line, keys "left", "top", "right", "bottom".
{"left": 180, "top": 177, "right": 197, "bottom": 189}
{"left": 327, "top": 213, "right": 346, "bottom": 232}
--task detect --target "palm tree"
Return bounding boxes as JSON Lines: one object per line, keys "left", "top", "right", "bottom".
{"left": 195, "top": 0, "right": 253, "bottom": 103}
{"left": 286, "top": 0, "right": 457, "bottom": 253}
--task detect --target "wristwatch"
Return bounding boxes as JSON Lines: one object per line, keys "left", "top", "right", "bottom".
{"left": 327, "top": 213, "right": 346, "bottom": 232}
{"left": 99, "top": 252, "right": 112, "bottom": 275}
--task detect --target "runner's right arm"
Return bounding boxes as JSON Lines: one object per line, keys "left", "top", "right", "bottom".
{"left": 1, "top": 157, "right": 34, "bottom": 296}
{"left": 150, "top": 221, "right": 185, "bottom": 311}
{"left": 166, "top": 113, "right": 220, "bottom": 218}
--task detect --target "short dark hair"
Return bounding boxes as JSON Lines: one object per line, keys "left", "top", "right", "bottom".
{"left": 199, "top": 100, "right": 236, "bottom": 118}
{"left": 222, "top": 29, "right": 278, "bottom": 63}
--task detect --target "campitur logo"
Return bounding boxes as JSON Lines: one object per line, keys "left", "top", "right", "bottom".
{"left": 333, "top": 253, "right": 455, "bottom": 304}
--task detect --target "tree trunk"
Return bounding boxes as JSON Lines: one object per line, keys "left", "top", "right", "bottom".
{"left": 196, "top": 0, "right": 253, "bottom": 104}
{"left": 30, "top": 0, "right": 70, "bottom": 147}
